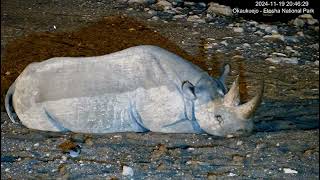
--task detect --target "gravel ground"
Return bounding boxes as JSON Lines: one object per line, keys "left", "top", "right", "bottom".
{"left": 1, "top": 0, "right": 319, "bottom": 179}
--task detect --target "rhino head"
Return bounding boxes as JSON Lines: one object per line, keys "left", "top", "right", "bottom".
{"left": 182, "top": 64, "right": 264, "bottom": 137}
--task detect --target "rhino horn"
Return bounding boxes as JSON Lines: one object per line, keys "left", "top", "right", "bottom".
{"left": 223, "top": 76, "right": 240, "bottom": 107}
{"left": 236, "top": 81, "right": 264, "bottom": 119}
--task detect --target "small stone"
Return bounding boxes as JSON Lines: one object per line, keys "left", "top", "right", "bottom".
{"left": 299, "top": 14, "right": 313, "bottom": 19}
{"left": 187, "top": 147, "right": 195, "bottom": 151}
{"left": 220, "top": 40, "right": 228, "bottom": 46}
{"left": 71, "top": 134, "right": 86, "bottom": 143}
{"left": 233, "top": 27, "right": 244, "bottom": 33}
{"left": 228, "top": 172, "right": 237, "bottom": 176}
{"left": 147, "top": 10, "right": 157, "bottom": 16}
{"left": 184, "top": 1, "right": 195, "bottom": 7}
{"left": 204, "top": 43, "right": 213, "bottom": 49}
{"left": 5, "top": 168, "right": 10, "bottom": 172}
{"left": 62, "top": 155, "right": 67, "bottom": 161}
{"left": 284, "top": 36, "right": 299, "bottom": 43}
{"left": 307, "top": 18, "right": 319, "bottom": 25}
{"left": 187, "top": 15, "right": 205, "bottom": 23}
{"left": 248, "top": 21, "right": 258, "bottom": 26}
{"left": 5, "top": 71, "right": 10, "bottom": 75}
{"left": 272, "top": 52, "right": 287, "bottom": 57}
{"left": 293, "top": 18, "right": 305, "bottom": 27}
{"left": 263, "top": 34, "right": 284, "bottom": 41}
{"left": 69, "top": 150, "right": 80, "bottom": 158}
{"left": 155, "top": 0, "right": 172, "bottom": 10}
{"left": 283, "top": 168, "right": 298, "bottom": 174}
{"left": 150, "top": 16, "right": 159, "bottom": 21}
{"left": 207, "top": 2, "right": 232, "bottom": 16}
{"left": 173, "top": 14, "right": 186, "bottom": 19}
{"left": 122, "top": 166, "right": 134, "bottom": 176}
{"left": 296, "top": 31, "right": 304, "bottom": 37}
{"left": 266, "top": 57, "right": 299, "bottom": 65}
{"left": 236, "top": 141, "right": 243, "bottom": 146}
{"left": 254, "top": 30, "right": 264, "bottom": 36}
{"left": 226, "top": 134, "right": 234, "bottom": 138}
{"left": 34, "top": 143, "right": 39, "bottom": 147}
{"left": 308, "top": 43, "right": 319, "bottom": 50}
{"left": 242, "top": 43, "right": 251, "bottom": 48}
{"left": 232, "top": 55, "right": 244, "bottom": 59}
{"left": 264, "top": 25, "right": 278, "bottom": 34}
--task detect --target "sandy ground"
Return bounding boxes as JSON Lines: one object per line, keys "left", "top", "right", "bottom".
{"left": 1, "top": 0, "right": 319, "bottom": 179}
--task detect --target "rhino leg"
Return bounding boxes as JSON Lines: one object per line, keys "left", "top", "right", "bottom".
{"left": 43, "top": 108, "right": 70, "bottom": 132}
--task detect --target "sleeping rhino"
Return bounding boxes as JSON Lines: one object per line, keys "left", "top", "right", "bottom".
{"left": 5, "top": 45, "right": 263, "bottom": 137}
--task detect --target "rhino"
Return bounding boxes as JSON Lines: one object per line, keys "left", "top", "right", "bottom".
{"left": 5, "top": 45, "right": 263, "bottom": 137}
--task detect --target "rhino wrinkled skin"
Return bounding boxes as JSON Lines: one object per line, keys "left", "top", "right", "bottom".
{"left": 5, "top": 45, "right": 263, "bottom": 136}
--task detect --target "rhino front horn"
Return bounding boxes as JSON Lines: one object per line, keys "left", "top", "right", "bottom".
{"left": 236, "top": 80, "right": 264, "bottom": 119}
{"left": 223, "top": 76, "right": 240, "bottom": 107}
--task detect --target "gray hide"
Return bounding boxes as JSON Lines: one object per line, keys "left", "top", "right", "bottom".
{"left": 5, "top": 45, "right": 263, "bottom": 136}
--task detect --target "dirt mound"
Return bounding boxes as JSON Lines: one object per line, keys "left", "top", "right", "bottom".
{"left": 1, "top": 15, "right": 208, "bottom": 106}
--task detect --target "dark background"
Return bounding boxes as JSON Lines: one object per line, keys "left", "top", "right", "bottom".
{"left": 196, "top": 0, "right": 319, "bottom": 22}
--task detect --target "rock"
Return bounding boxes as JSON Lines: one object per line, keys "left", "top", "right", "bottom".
{"left": 207, "top": 2, "right": 232, "bottom": 16}
{"left": 233, "top": 27, "right": 244, "bottom": 33}
{"left": 228, "top": 172, "right": 237, "bottom": 176}
{"left": 293, "top": 18, "right": 305, "bottom": 27}
{"left": 69, "top": 149, "right": 80, "bottom": 158}
{"left": 128, "top": 0, "right": 156, "bottom": 5}
{"left": 203, "top": 43, "right": 213, "bottom": 49}
{"left": 184, "top": 1, "right": 195, "bottom": 7}
{"left": 248, "top": 20, "right": 258, "bottom": 26}
{"left": 196, "top": 2, "right": 207, "bottom": 9}
{"left": 122, "top": 166, "right": 134, "bottom": 176}
{"left": 71, "top": 134, "right": 86, "bottom": 143}
{"left": 284, "top": 36, "right": 299, "bottom": 43}
{"left": 266, "top": 57, "right": 299, "bottom": 65}
{"left": 263, "top": 34, "right": 284, "bottom": 41}
{"left": 172, "top": 0, "right": 183, "bottom": 7}
{"left": 271, "top": 52, "right": 287, "bottom": 57}
{"left": 205, "top": 13, "right": 214, "bottom": 22}
{"left": 292, "top": 14, "right": 319, "bottom": 27}
{"left": 299, "top": 14, "right": 313, "bottom": 19}
{"left": 314, "top": 60, "right": 319, "bottom": 66}
{"left": 264, "top": 25, "right": 278, "bottom": 34}
{"left": 220, "top": 40, "right": 228, "bottom": 46}
{"left": 147, "top": 9, "right": 157, "bottom": 16}
{"left": 242, "top": 43, "right": 251, "bottom": 48}
{"left": 283, "top": 168, "right": 298, "bottom": 174}
{"left": 173, "top": 14, "right": 187, "bottom": 19}
{"left": 155, "top": 0, "right": 172, "bottom": 10}
{"left": 307, "top": 18, "right": 319, "bottom": 25}
{"left": 296, "top": 31, "right": 304, "bottom": 37}
{"left": 254, "top": 30, "right": 265, "bottom": 36}
{"left": 236, "top": 141, "right": 243, "bottom": 146}
{"left": 187, "top": 15, "right": 205, "bottom": 23}
{"left": 150, "top": 16, "right": 160, "bottom": 20}
{"left": 308, "top": 43, "right": 319, "bottom": 50}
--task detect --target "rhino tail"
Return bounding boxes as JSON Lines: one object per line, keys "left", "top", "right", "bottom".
{"left": 5, "top": 82, "right": 19, "bottom": 124}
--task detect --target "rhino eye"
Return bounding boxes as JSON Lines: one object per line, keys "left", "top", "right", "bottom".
{"left": 215, "top": 115, "right": 224, "bottom": 125}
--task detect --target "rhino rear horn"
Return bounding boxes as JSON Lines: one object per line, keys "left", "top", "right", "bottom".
{"left": 223, "top": 76, "right": 240, "bottom": 107}
{"left": 236, "top": 80, "right": 264, "bottom": 119}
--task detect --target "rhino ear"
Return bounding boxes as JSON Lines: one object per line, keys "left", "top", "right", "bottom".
{"left": 219, "top": 64, "right": 230, "bottom": 93}
{"left": 219, "top": 64, "right": 230, "bottom": 83}
{"left": 182, "top": 81, "right": 197, "bottom": 100}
